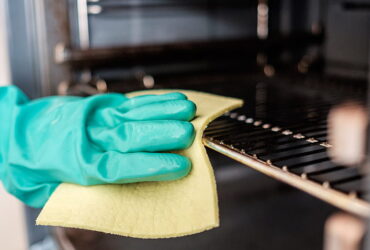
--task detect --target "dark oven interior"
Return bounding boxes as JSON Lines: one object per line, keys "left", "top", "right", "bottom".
{"left": 7, "top": 0, "right": 370, "bottom": 249}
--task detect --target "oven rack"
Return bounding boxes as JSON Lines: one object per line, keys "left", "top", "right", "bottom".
{"left": 203, "top": 111, "right": 370, "bottom": 217}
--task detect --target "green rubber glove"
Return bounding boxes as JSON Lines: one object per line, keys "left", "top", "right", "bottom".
{"left": 0, "top": 86, "right": 196, "bottom": 208}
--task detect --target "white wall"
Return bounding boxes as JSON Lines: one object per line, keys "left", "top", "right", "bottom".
{"left": 0, "top": 0, "right": 28, "bottom": 249}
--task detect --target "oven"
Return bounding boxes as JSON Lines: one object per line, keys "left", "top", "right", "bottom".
{"left": 5, "top": 0, "right": 370, "bottom": 249}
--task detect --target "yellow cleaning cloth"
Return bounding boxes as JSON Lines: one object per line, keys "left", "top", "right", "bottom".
{"left": 36, "top": 90, "right": 243, "bottom": 238}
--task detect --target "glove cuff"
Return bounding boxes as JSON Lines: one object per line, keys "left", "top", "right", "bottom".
{"left": 0, "top": 86, "right": 29, "bottom": 180}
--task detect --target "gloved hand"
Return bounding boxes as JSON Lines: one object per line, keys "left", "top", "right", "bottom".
{"left": 0, "top": 86, "right": 196, "bottom": 208}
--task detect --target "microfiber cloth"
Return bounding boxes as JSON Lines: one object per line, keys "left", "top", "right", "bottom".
{"left": 36, "top": 90, "right": 243, "bottom": 238}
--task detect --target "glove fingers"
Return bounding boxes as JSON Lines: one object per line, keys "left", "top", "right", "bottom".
{"left": 119, "top": 92, "right": 187, "bottom": 111}
{"left": 92, "top": 95, "right": 195, "bottom": 127}
{"left": 89, "top": 120, "right": 195, "bottom": 153}
{"left": 86, "top": 152, "right": 191, "bottom": 184}
{"left": 121, "top": 99, "right": 196, "bottom": 121}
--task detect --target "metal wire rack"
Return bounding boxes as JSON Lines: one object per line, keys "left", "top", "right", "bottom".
{"left": 203, "top": 108, "right": 370, "bottom": 217}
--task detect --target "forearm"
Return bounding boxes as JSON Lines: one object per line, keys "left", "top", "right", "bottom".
{"left": 0, "top": 86, "right": 29, "bottom": 180}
